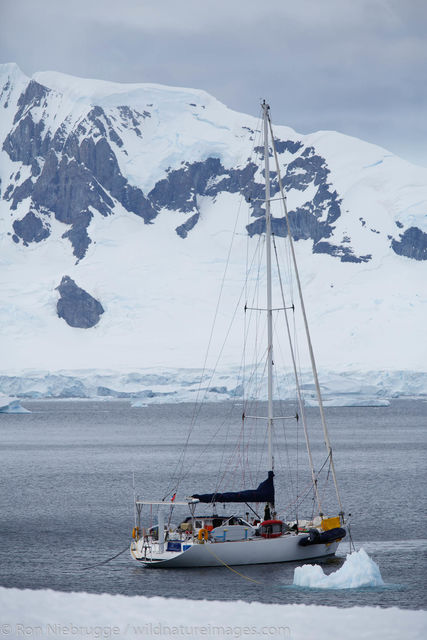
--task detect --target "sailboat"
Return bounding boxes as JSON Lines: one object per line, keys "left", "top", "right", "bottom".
{"left": 130, "top": 101, "right": 348, "bottom": 568}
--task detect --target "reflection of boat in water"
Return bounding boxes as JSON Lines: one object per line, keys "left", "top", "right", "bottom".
{"left": 130, "top": 101, "right": 348, "bottom": 568}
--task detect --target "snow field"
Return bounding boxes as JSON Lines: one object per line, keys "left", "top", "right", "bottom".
{"left": 0, "top": 63, "right": 426, "bottom": 381}
{"left": 0, "top": 587, "right": 426, "bottom": 640}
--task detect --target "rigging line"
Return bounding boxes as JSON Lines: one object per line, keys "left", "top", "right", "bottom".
{"left": 197, "top": 228, "right": 263, "bottom": 395}
{"left": 174, "top": 237, "right": 266, "bottom": 492}
{"left": 81, "top": 545, "right": 129, "bottom": 570}
{"left": 176, "top": 324, "right": 258, "bottom": 490}
{"left": 275, "top": 230, "right": 294, "bottom": 314}
{"left": 314, "top": 451, "right": 334, "bottom": 488}
{"left": 243, "top": 235, "right": 263, "bottom": 351}
{"left": 242, "top": 303, "right": 270, "bottom": 410}
{"left": 268, "top": 112, "right": 344, "bottom": 517}
{"left": 178, "top": 393, "right": 239, "bottom": 490}
{"left": 291, "top": 476, "right": 320, "bottom": 513}
{"left": 217, "top": 366, "right": 268, "bottom": 491}
{"left": 180, "top": 256, "right": 263, "bottom": 490}
{"left": 318, "top": 455, "right": 333, "bottom": 508}
{"left": 272, "top": 234, "right": 323, "bottom": 516}
{"left": 248, "top": 234, "right": 264, "bottom": 416}
{"left": 271, "top": 420, "right": 294, "bottom": 509}
{"left": 272, "top": 375, "right": 296, "bottom": 506}
{"left": 217, "top": 416, "right": 247, "bottom": 491}
{"left": 347, "top": 522, "right": 357, "bottom": 553}
{"left": 245, "top": 502, "right": 261, "bottom": 520}
{"left": 165, "top": 116, "right": 265, "bottom": 500}
{"left": 214, "top": 352, "right": 254, "bottom": 492}
{"left": 244, "top": 343, "right": 269, "bottom": 407}
{"left": 296, "top": 377, "right": 299, "bottom": 523}
{"left": 165, "top": 199, "right": 244, "bottom": 497}
{"left": 203, "top": 544, "right": 262, "bottom": 584}
{"left": 281, "top": 475, "right": 318, "bottom": 512}
{"left": 168, "top": 213, "right": 260, "bottom": 498}
{"left": 246, "top": 236, "right": 265, "bottom": 373}
{"left": 178, "top": 236, "right": 264, "bottom": 488}
{"left": 242, "top": 234, "right": 265, "bottom": 399}
{"left": 281, "top": 453, "right": 331, "bottom": 513}
{"left": 242, "top": 116, "right": 265, "bottom": 414}
{"left": 244, "top": 344, "right": 269, "bottom": 421}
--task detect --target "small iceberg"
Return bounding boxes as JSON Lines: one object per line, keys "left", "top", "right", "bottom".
{"left": 0, "top": 397, "right": 31, "bottom": 413}
{"left": 131, "top": 399, "right": 148, "bottom": 408}
{"left": 293, "top": 548, "right": 384, "bottom": 589}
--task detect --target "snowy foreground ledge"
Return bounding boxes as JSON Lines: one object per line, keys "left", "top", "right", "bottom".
{"left": 1, "top": 588, "right": 426, "bottom": 640}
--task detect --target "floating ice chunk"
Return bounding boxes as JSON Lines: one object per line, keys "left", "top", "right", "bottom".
{"left": 0, "top": 397, "right": 31, "bottom": 413}
{"left": 131, "top": 399, "right": 148, "bottom": 407}
{"left": 304, "top": 395, "right": 391, "bottom": 407}
{"left": 293, "top": 548, "right": 384, "bottom": 589}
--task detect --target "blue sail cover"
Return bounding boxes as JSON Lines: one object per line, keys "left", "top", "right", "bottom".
{"left": 192, "top": 471, "right": 274, "bottom": 504}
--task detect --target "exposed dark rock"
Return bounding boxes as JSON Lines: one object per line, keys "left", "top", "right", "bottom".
{"left": 391, "top": 226, "right": 427, "bottom": 260}
{"left": 8, "top": 177, "right": 33, "bottom": 209}
{"left": 58, "top": 126, "right": 156, "bottom": 225}
{"left": 31, "top": 159, "right": 41, "bottom": 176}
{"left": 149, "top": 157, "right": 262, "bottom": 217}
{"left": 3, "top": 77, "right": 422, "bottom": 267}
{"left": 56, "top": 276, "right": 104, "bottom": 328}
{"left": 3, "top": 113, "right": 48, "bottom": 164}
{"left": 29, "top": 151, "right": 115, "bottom": 259}
{"left": 284, "top": 150, "right": 328, "bottom": 191}
{"left": 3, "top": 98, "right": 156, "bottom": 259}
{"left": 176, "top": 212, "right": 200, "bottom": 238}
{"left": 108, "top": 126, "right": 123, "bottom": 148}
{"left": 61, "top": 212, "right": 93, "bottom": 261}
{"left": 3, "top": 184, "right": 13, "bottom": 199}
{"left": 12, "top": 211, "right": 50, "bottom": 244}
{"left": 32, "top": 151, "right": 113, "bottom": 220}
{"left": 274, "top": 139, "right": 303, "bottom": 154}
{"left": 313, "top": 242, "right": 372, "bottom": 263}
{"left": 253, "top": 145, "right": 271, "bottom": 160}
{"left": 13, "top": 80, "right": 50, "bottom": 124}
{"left": 2, "top": 79, "right": 346, "bottom": 261}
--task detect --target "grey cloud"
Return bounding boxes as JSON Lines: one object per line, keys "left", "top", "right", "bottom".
{"left": 0, "top": 0, "right": 426, "bottom": 166}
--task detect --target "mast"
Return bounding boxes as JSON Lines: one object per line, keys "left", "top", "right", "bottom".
{"left": 266, "top": 114, "right": 344, "bottom": 518}
{"left": 262, "top": 100, "right": 274, "bottom": 475}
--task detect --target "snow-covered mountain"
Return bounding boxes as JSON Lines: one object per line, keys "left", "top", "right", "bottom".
{"left": 0, "top": 63, "right": 426, "bottom": 400}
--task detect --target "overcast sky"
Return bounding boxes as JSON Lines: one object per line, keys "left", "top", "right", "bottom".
{"left": 1, "top": 0, "right": 426, "bottom": 166}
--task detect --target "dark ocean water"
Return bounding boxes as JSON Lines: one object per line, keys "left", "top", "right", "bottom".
{"left": 0, "top": 399, "right": 426, "bottom": 610}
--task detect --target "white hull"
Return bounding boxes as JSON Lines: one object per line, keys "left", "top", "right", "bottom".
{"left": 130, "top": 533, "right": 339, "bottom": 568}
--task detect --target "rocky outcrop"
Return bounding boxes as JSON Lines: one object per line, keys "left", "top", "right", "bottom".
{"left": 1, "top": 67, "right": 425, "bottom": 268}
{"left": 3, "top": 88, "right": 156, "bottom": 260}
{"left": 176, "top": 212, "right": 200, "bottom": 238}
{"left": 12, "top": 211, "right": 50, "bottom": 245}
{"left": 56, "top": 276, "right": 104, "bottom": 328}
{"left": 3, "top": 76, "right": 351, "bottom": 258}
{"left": 391, "top": 226, "right": 427, "bottom": 261}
